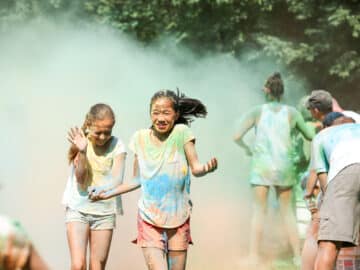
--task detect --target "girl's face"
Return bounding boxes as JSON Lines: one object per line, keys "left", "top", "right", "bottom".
{"left": 88, "top": 118, "right": 114, "bottom": 146}
{"left": 150, "top": 97, "right": 179, "bottom": 136}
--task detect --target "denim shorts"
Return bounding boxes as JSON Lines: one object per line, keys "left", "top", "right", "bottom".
{"left": 65, "top": 208, "right": 116, "bottom": 230}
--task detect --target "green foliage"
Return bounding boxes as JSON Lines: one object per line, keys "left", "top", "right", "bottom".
{"left": 256, "top": 35, "right": 317, "bottom": 64}
{"left": 330, "top": 51, "right": 360, "bottom": 78}
{"left": 0, "top": 0, "right": 359, "bottom": 94}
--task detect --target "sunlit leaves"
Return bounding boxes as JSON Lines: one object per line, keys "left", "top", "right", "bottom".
{"left": 0, "top": 0, "right": 359, "bottom": 89}
{"left": 330, "top": 51, "right": 360, "bottom": 78}
{"left": 256, "top": 35, "right": 317, "bottom": 64}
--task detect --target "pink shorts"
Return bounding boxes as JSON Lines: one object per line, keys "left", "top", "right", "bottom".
{"left": 132, "top": 214, "right": 193, "bottom": 252}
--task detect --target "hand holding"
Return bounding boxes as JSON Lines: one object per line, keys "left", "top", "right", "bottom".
{"left": 88, "top": 186, "right": 107, "bottom": 201}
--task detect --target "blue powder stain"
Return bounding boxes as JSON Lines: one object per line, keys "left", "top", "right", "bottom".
{"left": 142, "top": 174, "right": 187, "bottom": 201}
{"left": 140, "top": 174, "right": 191, "bottom": 213}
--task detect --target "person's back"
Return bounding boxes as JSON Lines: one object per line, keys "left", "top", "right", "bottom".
{"left": 233, "top": 72, "right": 313, "bottom": 266}
{"left": 311, "top": 119, "right": 360, "bottom": 270}
{"left": 312, "top": 123, "right": 360, "bottom": 183}
{"left": 251, "top": 103, "right": 295, "bottom": 186}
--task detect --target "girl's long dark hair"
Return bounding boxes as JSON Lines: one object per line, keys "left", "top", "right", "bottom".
{"left": 150, "top": 89, "right": 207, "bottom": 125}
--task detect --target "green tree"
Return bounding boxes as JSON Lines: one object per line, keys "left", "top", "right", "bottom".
{"left": 1, "top": 0, "right": 359, "bottom": 107}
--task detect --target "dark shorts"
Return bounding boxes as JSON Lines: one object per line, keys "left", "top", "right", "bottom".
{"left": 318, "top": 164, "right": 360, "bottom": 246}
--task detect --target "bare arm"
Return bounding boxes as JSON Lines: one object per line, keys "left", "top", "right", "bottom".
{"left": 111, "top": 153, "right": 126, "bottom": 186}
{"left": 184, "top": 140, "right": 217, "bottom": 177}
{"left": 310, "top": 134, "right": 328, "bottom": 193}
{"left": 293, "top": 109, "right": 315, "bottom": 140}
{"left": 304, "top": 169, "right": 319, "bottom": 198}
{"left": 90, "top": 155, "right": 141, "bottom": 200}
{"left": 233, "top": 108, "right": 257, "bottom": 155}
{"left": 317, "top": 172, "right": 328, "bottom": 193}
{"left": 73, "top": 152, "right": 89, "bottom": 185}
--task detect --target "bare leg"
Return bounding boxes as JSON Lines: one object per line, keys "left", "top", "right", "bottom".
{"left": 142, "top": 247, "right": 168, "bottom": 270}
{"left": 301, "top": 213, "right": 319, "bottom": 270}
{"left": 315, "top": 241, "right": 340, "bottom": 270}
{"left": 249, "top": 185, "right": 269, "bottom": 260}
{"left": 168, "top": 250, "right": 187, "bottom": 270}
{"left": 89, "top": 229, "right": 113, "bottom": 270}
{"left": 24, "top": 245, "right": 49, "bottom": 270}
{"left": 276, "top": 187, "right": 301, "bottom": 258}
{"left": 66, "top": 222, "right": 89, "bottom": 270}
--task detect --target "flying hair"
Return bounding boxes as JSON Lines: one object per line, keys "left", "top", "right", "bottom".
{"left": 150, "top": 89, "right": 207, "bottom": 126}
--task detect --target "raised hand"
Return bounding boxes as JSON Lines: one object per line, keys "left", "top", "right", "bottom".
{"left": 67, "top": 127, "right": 87, "bottom": 152}
{"left": 204, "top": 157, "right": 218, "bottom": 173}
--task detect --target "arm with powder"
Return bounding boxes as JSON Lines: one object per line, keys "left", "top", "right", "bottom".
{"left": 304, "top": 169, "right": 320, "bottom": 198}
{"left": 310, "top": 135, "right": 328, "bottom": 193}
{"left": 67, "top": 127, "right": 89, "bottom": 185}
{"left": 90, "top": 155, "right": 141, "bottom": 201}
{"left": 233, "top": 108, "right": 258, "bottom": 156}
{"left": 184, "top": 140, "right": 218, "bottom": 177}
{"left": 292, "top": 109, "right": 315, "bottom": 140}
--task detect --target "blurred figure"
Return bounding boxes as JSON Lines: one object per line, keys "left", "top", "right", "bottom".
{"left": 0, "top": 215, "right": 48, "bottom": 270}
{"left": 234, "top": 72, "right": 314, "bottom": 267}
{"left": 292, "top": 96, "right": 321, "bottom": 243}
{"left": 300, "top": 177, "right": 321, "bottom": 270}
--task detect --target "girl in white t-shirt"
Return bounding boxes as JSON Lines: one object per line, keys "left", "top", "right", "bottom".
{"left": 63, "top": 103, "right": 126, "bottom": 270}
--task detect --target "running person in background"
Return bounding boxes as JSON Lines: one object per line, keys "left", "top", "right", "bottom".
{"left": 293, "top": 96, "right": 322, "bottom": 203}
{"left": 63, "top": 103, "right": 126, "bottom": 270}
{"left": 90, "top": 90, "right": 217, "bottom": 270}
{"left": 292, "top": 96, "right": 322, "bottom": 249}
{"left": 233, "top": 72, "right": 314, "bottom": 266}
